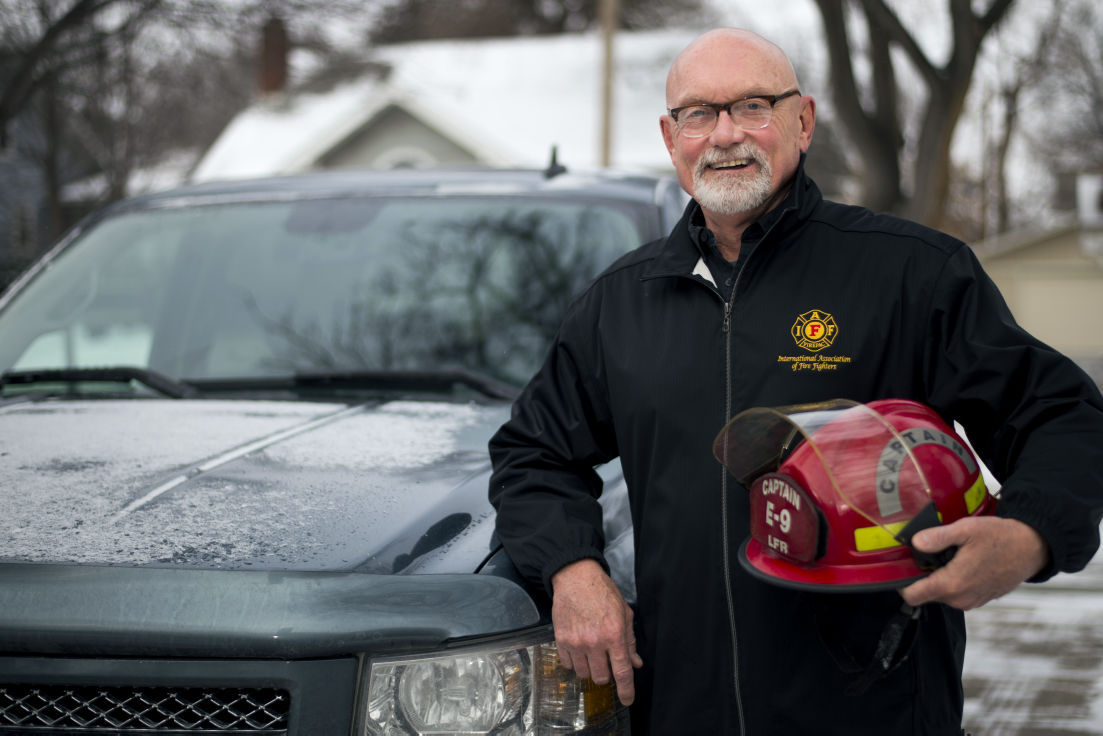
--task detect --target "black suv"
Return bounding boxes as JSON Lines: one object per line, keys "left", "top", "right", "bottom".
{"left": 0, "top": 166, "right": 686, "bottom": 735}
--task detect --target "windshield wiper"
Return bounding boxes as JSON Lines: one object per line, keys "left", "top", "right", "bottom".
{"left": 189, "top": 369, "right": 520, "bottom": 401}
{"left": 0, "top": 367, "right": 199, "bottom": 399}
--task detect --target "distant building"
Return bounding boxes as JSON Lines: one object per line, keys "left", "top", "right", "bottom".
{"left": 972, "top": 172, "right": 1103, "bottom": 385}
{"left": 191, "top": 30, "right": 692, "bottom": 182}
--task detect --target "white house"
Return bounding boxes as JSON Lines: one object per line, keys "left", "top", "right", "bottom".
{"left": 191, "top": 29, "right": 699, "bottom": 182}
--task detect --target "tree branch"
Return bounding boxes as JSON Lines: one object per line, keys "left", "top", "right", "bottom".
{"left": 0, "top": 0, "right": 121, "bottom": 133}
{"left": 858, "top": 0, "right": 938, "bottom": 85}
{"left": 866, "top": 11, "right": 899, "bottom": 146}
{"left": 978, "top": 0, "right": 1016, "bottom": 33}
{"left": 811, "top": 0, "right": 863, "bottom": 119}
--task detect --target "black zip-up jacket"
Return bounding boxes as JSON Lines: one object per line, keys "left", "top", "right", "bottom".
{"left": 489, "top": 162, "right": 1103, "bottom": 735}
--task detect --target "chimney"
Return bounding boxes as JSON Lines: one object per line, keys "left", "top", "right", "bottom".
{"left": 259, "top": 16, "right": 289, "bottom": 96}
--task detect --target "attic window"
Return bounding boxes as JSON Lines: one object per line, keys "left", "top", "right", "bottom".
{"left": 372, "top": 146, "right": 437, "bottom": 170}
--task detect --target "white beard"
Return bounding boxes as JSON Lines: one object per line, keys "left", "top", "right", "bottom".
{"left": 692, "top": 145, "right": 774, "bottom": 216}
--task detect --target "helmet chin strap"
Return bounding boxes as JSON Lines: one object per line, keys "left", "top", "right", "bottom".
{"left": 842, "top": 501, "right": 959, "bottom": 696}
{"left": 809, "top": 593, "right": 923, "bottom": 696}
{"left": 842, "top": 602, "right": 922, "bottom": 696}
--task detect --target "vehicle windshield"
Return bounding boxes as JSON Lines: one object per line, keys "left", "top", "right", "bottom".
{"left": 0, "top": 194, "right": 649, "bottom": 390}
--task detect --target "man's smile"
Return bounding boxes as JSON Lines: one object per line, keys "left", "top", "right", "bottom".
{"left": 708, "top": 158, "right": 753, "bottom": 171}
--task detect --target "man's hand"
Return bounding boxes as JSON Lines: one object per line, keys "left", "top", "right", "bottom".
{"left": 899, "top": 516, "right": 1049, "bottom": 610}
{"left": 550, "top": 559, "right": 643, "bottom": 706}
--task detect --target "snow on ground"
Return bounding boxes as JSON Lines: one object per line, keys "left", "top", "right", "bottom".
{"left": 962, "top": 538, "right": 1103, "bottom": 735}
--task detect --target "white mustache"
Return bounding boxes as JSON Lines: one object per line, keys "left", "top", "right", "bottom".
{"left": 698, "top": 145, "right": 764, "bottom": 170}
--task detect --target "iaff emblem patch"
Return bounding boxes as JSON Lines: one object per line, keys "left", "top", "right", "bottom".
{"left": 791, "top": 310, "right": 838, "bottom": 353}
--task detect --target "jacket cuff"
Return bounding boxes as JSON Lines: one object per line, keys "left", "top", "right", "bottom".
{"left": 995, "top": 490, "right": 1063, "bottom": 583}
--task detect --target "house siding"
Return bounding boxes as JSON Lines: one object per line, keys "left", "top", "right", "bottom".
{"left": 318, "top": 105, "right": 479, "bottom": 170}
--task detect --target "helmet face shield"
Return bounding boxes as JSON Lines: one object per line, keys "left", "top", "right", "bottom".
{"left": 713, "top": 399, "right": 995, "bottom": 591}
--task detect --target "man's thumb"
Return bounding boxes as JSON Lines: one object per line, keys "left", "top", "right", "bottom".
{"left": 911, "top": 524, "right": 951, "bottom": 552}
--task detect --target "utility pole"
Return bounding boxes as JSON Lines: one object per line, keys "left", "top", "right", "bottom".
{"left": 599, "top": 0, "right": 619, "bottom": 167}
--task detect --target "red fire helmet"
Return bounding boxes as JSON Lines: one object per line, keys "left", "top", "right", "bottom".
{"left": 712, "top": 399, "right": 996, "bottom": 591}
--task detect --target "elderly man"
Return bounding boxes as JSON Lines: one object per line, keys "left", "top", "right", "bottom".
{"left": 489, "top": 28, "right": 1103, "bottom": 734}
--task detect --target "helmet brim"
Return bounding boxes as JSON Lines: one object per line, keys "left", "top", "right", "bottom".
{"left": 739, "top": 538, "right": 926, "bottom": 593}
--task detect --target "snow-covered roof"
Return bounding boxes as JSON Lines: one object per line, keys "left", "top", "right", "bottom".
{"left": 192, "top": 29, "right": 700, "bottom": 182}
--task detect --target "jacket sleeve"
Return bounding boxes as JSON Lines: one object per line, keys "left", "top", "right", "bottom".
{"left": 922, "top": 244, "right": 1103, "bottom": 581}
{"left": 488, "top": 292, "right": 620, "bottom": 595}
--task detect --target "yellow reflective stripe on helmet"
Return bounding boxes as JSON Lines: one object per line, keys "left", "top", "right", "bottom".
{"left": 964, "top": 475, "right": 988, "bottom": 514}
{"left": 853, "top": 520, "right": 910, "bottom": 552}
{"left": 854, "top": 477, "right": 987, "bottom": 552}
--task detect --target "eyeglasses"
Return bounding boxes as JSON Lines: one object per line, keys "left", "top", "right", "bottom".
{"left": 668, "top": 89, "right": 801, "bottom": 138}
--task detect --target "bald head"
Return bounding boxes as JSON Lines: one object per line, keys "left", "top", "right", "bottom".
{"left": 666, "top": 29, "right": 800, "bottom": 108}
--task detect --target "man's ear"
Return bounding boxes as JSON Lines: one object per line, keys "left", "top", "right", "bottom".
{"left": 660, "top": 115, "right": 677, "bottom": 160}
{"left": 798, "top": 96, "right": 816, "bottom": 153}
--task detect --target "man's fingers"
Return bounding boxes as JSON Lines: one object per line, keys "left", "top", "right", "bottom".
{"left": 899, "top": 527, "right": 959, "bottom": 607}
{"left": 609, "top": 653, "right": 637, "bottom": 705}
{"left": 628, "top": 630, "right": 644, "bottom": 669}
{"left": 583, "top": 645, "right": 612, "bottom": 684}
{"left": 911, "top": 525, "right": 957, "bottom": 553}
{"left": 899, "top": 568, "right": 944, "bottom": 607}
{"left": 573, "top": 656, "right": 594, "bottom": 682}
{"left": 557, "top": 638, "right": 637, "bottom": 705}
{"left": 554, "top": 622, "right": 641, "bottom": 705}
{"left": 558, "top": 646, "right": 576, "bottom": 674}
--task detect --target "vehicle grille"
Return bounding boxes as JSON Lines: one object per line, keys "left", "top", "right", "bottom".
{"left": 0, "top": 685, "right": 290, "bottom": 733}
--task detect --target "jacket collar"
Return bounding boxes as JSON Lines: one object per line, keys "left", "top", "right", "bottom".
{"left": 644, "top": 155, "right": 821, "bottom": 282}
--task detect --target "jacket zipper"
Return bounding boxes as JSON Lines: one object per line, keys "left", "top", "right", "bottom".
{"left": 718, "top": 214, "right": 788, "bottom": 736}
{"left": 682, "top": 259, "right": 747, "bottom": 735}
{"left": 721, "top": 283, "right": 745, "bottom": 736}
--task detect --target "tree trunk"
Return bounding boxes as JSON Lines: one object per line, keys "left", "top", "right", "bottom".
{"left": 813, "top": 0, "right": 903, "bottom": 213}
{"left": 41, "top": 72, "right": 64, "bottom": 245}
{"left": 906, "top": 71, "right": 972, "bottom": 226}
{"left": 813, "top": 0, "right": 1017, "bottom": 225}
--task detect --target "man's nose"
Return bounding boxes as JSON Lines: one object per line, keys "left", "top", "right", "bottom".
{"left": 708, "top": 109, "right": 747, "bottom": 146}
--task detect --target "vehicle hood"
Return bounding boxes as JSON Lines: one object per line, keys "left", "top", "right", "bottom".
{"left": 0, "top": 397, "right": 510, "bottom": 573}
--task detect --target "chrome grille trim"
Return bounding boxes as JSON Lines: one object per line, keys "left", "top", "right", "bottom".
{"left": 0, "top": 685, "right": 289, "bottom": 733}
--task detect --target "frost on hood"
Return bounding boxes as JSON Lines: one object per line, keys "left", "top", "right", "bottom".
{"left": 0, "top": 398, "right": 501, "bottom": 568}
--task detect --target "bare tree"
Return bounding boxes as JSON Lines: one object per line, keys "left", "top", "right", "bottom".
{"left": 812, "top": 0, "right": 1016, "bottom": 228}
{"left": 0, "top": 0, "right": 372, "bottom": 252}
{"left": 1033, "top": 0, "right": 1103, "bottom": 173}
{"left": 0, "top": 1, "right": 174, "bottom": 147}
{"left": 941, "top": 0, "right": 1099, "bottom": 237}
{"left": 368, "top": 0, "right": 710, "bottom": 43}
{"left": 981, "top": 2, "right": 1066, "bottom": 235}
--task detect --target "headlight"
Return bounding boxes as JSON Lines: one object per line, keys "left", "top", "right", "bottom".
{"left": 359, "top": 630, "right": 630, "bottom": 735}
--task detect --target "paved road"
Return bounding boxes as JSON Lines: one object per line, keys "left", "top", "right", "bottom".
{"left": 962, "top": 551, "right": 1103, "bottom": 735}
